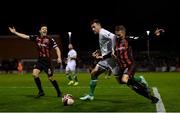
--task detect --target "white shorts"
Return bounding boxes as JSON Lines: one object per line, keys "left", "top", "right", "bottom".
{"left": 97, "top": 57, "right": 120, "bottom": 76}
{"left": 66, "top": 61, "right": 76, "bottom": 72}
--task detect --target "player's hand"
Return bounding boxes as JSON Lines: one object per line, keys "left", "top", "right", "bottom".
{"left": 112, "top": 54, "right": 117, "bottom": 59}
{"left": 111, "top": 49, "right": 117, "bottom": 59}
{"left": 9, "top": 27, "right": 16, "bottom": 34}
{"left": 95, "top": 55, "right": 103, "bottom": 59}
{"left": 92, "top": 52, "right": 99, "bottom": 59}
{"left": 57, "top": 58, "right": 62, "bottom": 64}
{"left": 92, "top": 52, "right": 96, "bottom": 57}
{"left": 92, "top": 50, "right": 98, "bottom": 57}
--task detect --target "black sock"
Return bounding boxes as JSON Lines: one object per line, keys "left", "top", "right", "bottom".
{"left": 50, "top": 80, "right": 62, "bottom": 95}
{"left": 127, "top": 78, "right": 152, "bottom": 99}
{"left": 34, "top": 77, "right": 43, "bottom": 93}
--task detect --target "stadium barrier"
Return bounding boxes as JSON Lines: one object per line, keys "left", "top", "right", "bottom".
{"left": 0, "top": 58, "right": 180, "bottom": 74}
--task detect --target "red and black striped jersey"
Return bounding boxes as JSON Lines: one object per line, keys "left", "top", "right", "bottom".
{"left": 30, "top": 35, "right": 58, "bottom": 58}
{"left": 115, "top": 37, "right": 134, "bottom": 68}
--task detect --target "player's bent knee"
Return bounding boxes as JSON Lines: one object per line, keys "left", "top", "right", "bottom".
{"left": 121, "top": 78, "right": 128, "bottom": 84}
{"left": 32, "top": 72, "right": 40, "bottom": 78}
{"left": 115, "top": 76, "right": 126, "bottom": 84}
{"left": 91, "top": 69, "right": 97, "bottom": 76}
{"left": 32, "top": 69, "right": 40, "bottom": 77}
{"left": 48, "top": 76, "right": 54, "bottom": 81}
{"left": 121, "top": 74, "right": 129, "bottom": 84}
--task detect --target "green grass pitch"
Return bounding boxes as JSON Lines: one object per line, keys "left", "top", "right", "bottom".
{"left": 0, "top": 72, "right": 180, "bottom": 112}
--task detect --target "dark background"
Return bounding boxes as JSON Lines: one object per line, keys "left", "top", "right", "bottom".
{"left": 0, "top": 0, "right": 179, "bottom": 56}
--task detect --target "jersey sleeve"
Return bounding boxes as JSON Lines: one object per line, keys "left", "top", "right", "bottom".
{"left": 50, "top": 38, "right": 58, "bottom": 48}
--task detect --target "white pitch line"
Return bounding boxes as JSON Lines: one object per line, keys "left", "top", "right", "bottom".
{"left": 152, "top": 87, "right": 166, "bottom": 113}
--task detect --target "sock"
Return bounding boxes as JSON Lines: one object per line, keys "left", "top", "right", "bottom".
{"left": 133, "top": 76, "right": 149, "bottom": 88}
{"left": 66, "top": 74, "right": 72, "bottom": 81}
{"left": 127, "top": 78, "right": 151, "bottom": 99}
{"left": 50, "top": 80, "right": 62, "bottom": 95}
{"left": 133, "top": 76, "right": 141, "bottom": 82}
{"left": 89, "top": 80, "right": 97, "bottom": 96}
{"left": 34, "top": 77, "right": 43, "bottom": 93}
{"left": 73, "top": 74, "right": 78, "bottom": 82}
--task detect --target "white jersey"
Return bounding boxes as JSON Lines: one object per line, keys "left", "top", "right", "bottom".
{"left": 99, "top": 28, "right": 116, "bottom": 57}
{"left": 67, "top": 49, "right": 77, "bottom": 64}
{"left": 66, "top": 49, "right": 77, "bottom": 72}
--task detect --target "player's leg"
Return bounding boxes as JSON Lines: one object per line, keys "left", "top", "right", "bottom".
{"left": 127, "top": 78, "right": 159, "bottom": 103}
{"left": 45, "top": 66, "right": 62, "bottom": 97}
{"left": 71, "top": 62, "right": 78, "bottom": 85}
{"left": 69, "top": 62, "right": 78, "bottom": 85}
{"left": 72, "top": 68, "right": 78, "bottom": 86}
{"left": 80, "top": 57, "right": 116, "bottom": 100}
{"left": 133, "top": 75, "right": 149, "bottom": 88}
{"left": 66, "top": 65, "right": 73, "bottom": 85}
{"left": 124, "top": 65, "right": 159, "bottom": 103}
{"left": 106, "top": 57, "right": 120, "bottom": 78}
{"left": 32, "top": 68, "right": 44, "bottom": 97}
{"left": 89, "top": 64, "right": 105, "bottom": 96}
{"left": 48, "top": 76, "right": 62, "bottom": 97}
{"left": 88, "top": 65, "right": 93, "bottom": 73}
{"left": 115, "top": 71, "right": 151, "bottom": 102}
{"left": 80, "top": 64, "right": 105, "bottom": 100}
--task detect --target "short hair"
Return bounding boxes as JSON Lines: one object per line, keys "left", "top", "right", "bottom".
{"left": 90, "top": 19, "right": 101, "bottom": 25}
{"left": 40, "top": 24, "right": 48, "bottom": 29}
{"left": 115, "top": 25, "right": 126, "bottom": 32}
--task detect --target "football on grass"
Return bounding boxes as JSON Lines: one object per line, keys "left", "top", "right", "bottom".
{"left": 62, "top": 94, "right": 74, "bottom": 106}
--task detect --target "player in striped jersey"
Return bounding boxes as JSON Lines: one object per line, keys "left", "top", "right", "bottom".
{"left": 9, "top": 25, "right": 62, "bottom": 97}
{"left": 114, "top": 25, "right": 159, "bottom": 103}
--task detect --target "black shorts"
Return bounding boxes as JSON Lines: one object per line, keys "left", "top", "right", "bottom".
{"left": 33, "top": 58, "right": 53, "bottom": 77}
{"left": 119, "top": 63, "right": 136, "bottom": 79}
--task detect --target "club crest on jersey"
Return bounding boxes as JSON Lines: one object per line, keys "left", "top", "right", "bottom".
{"left": 43, "top": 39, "right": 49, "bottom": 44}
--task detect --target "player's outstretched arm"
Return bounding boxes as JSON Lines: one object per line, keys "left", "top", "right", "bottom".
{"left": 9, "top": 27, "right": 30, "bottom": 39}
{"left": 54, "top": 47, "right": 62, "bottom": 64}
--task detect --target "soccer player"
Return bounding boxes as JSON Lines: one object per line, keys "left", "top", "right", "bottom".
{"left": 80, "top": 19, "right": 120, "bottom": 100}
{"left": 9, "top": 25, "right": 62, "bottom": 97}
{"left": 65, "top": 43, "right": 78, "bottom": 86}
{"left": 17, "top": 60, "right": 23, "bottom": 75}
{"left": 113, "top": 25, "right": 159, "bottom": 103}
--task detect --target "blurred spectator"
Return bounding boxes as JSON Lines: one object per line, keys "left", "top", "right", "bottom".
{"left": 17, "top": 60, "right": 23, "bottom": 75}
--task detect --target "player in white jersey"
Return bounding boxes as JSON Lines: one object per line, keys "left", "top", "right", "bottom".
{"left": 80, "top": 20, "right": 157, "bottom": 103}
{"left": 80, "top": 19, "right": 120, "bottom": 100}
{"left": 65, "top": 44, "right": 78, "bottom": 86}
